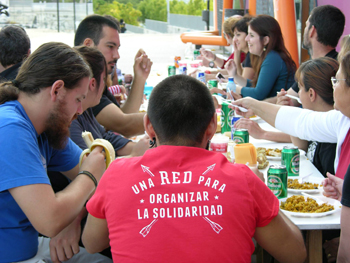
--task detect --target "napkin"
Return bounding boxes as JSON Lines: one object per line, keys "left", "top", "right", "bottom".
{"left": 234, "top": 143, "right": 257, "bottom": 166}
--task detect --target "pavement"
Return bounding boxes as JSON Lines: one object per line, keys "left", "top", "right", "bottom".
{"left": 26, "top": 28, "right": 230, "bottom": 80}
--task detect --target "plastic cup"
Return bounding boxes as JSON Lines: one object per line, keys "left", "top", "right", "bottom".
{"left": 210, "top": 135, "right": 229, "bottom": 156}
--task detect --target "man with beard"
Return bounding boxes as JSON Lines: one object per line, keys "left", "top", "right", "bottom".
{"left": 0, "top": 42, "right": 111, "bottom": 262}
{"left": 269, "top": 5, "right": 345, "bottom": 105}
{"left": 74, "top": 15, "right": 153, "bottom": 138}
{"left": 0, "top": 25, "right": 30, "bottom": 81}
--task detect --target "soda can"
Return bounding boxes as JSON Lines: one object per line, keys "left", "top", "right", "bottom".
{"left": 179, "top": 66, "right": 187, "bottom": 75}
{"left": 220, "top": 102, "right": 232, "bottom": 134}
{"left": 233, "top": 129, "right": 249, "bottom": 144}
{"left": 196, "top": 71, "right": 206, "bottom": 84}
{"left": 194, "top": 50, "right": 200, "bottom": 60}
{"left": 168, "top": 65, "right": 176, "bottom": 76}
{"left": 281, "top": 146, "right": 300, "bottom": 176}
{"left": 174, "top": 56, "right": 181, "bottom": 68}
{"left": 231, "top": 116, "right": 241, "bottom": 140}
{"left": 267, "top": 165, "right": 288, "bottom": 199}
{"left": 207, "top": 79, "right": 218, "bottom": 89}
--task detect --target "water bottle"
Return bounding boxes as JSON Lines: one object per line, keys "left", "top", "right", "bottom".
{"left": 226, "top": 77, "right": 236, "bottom": 100}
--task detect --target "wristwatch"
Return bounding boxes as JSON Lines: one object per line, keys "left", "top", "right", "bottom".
{"left": 209, "top": 61, "right": 215, "bottom": 68}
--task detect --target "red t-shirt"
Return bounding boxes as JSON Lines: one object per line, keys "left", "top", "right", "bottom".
{"left": 336, "top": 129, "right": 350, "bottom": 179}
{"left": 221, "top": 52, "right": 246, "bottom": 69}
{"left": 87, "top": 146, "right": 279, "bottom": 262}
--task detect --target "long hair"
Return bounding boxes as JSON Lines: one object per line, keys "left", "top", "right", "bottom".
{"left": 0, "top": 42, "right": 91, "bottom": 105}
{"left": 339, "top": 51, "right": 350, "bottom": 88}
{"left": 249, "top": 15, "right": 296, "bottom": 87}
{"left": 295, "top": 57, "right": 338, "bottom": 106}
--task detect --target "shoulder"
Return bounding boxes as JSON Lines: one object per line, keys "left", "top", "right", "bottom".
{"left": 264, "top": 50, "right": 283, "bottom": 62}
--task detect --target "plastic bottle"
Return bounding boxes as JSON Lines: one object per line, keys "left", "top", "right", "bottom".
{"left": 226, "top": 77, "right": 236, "bottom": 100}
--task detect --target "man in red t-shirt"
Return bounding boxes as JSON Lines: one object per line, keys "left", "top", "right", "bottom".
{"left": 82, "top": 75, "right": 306, "bottom": 262}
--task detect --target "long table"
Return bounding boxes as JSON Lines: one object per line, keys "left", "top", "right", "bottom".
{"left": 249, "top": 119, "right": 340, "bottom": 263}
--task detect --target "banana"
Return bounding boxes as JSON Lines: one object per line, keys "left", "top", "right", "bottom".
{"left": 79, "top": 131, "right": 116, "bottom": 169}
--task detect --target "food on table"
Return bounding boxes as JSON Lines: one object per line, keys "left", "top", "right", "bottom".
{"left": 79, "top": 131, "right": 116, "bottom": 169}
{"left": 288, "top": 179, "right": 320, "bottom": 190}
{"left": 280, "top": 195, "right": 334, "bottom": 213}
{"left": 257, "top": 151, "right": 269, "bottom": 169}
{"left": 266, "top": 148, "right": 282, "bottom": 157}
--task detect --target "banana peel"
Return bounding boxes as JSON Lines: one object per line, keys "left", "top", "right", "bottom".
{"left": 79, "top": 131, "right": 116, "bottom": 169}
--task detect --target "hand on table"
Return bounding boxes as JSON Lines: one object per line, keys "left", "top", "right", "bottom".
{"left": 234, "top": 118, "right": 265, "bottom": 139}
{"left": 49, "top": 217, "right": 82, "bottom": 263}
{"left": 230, "top": 97, "right": 256, "bottom": 118}
{"left": 130, "top": 135, "right": 150, "bottom": 157}
{"left": 322, "top": 172, "right": 343, "bottom": 201}
{"left": 276, "top": 89, "right": 293, "bottom": 106}
{"left": 323, "top": 237, "right": 339, "bottom": 263}
{"left": 199, "top": 47, "right": 215, "bottom": 61}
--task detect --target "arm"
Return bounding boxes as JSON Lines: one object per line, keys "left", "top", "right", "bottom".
{"left": 82, "top": 215, "right": 110, "bottom": 254}
{"left": 233, "top": 42, "right": 243, "bottom": 76}
{"left": 338, "top": 206, "right": 350, "bottom": 263}
{"left": 95, "top": 103, "right": 145, "bottom": 137}
{"left": 199, "top": 48, "right": 225, "bottom": 68}
{"left": 9, "top": 146, "right": 105, "bottom": 238}
{"left": 241, "top": 67, "right": 255, "bottom": 80}
{"left": 254, "top": 211, "right": 306, "bottom": 263}
{"left": 121, "top": 49, "right": 152, "bottom": 113}
{"left": 290, "top": 136, "right": 308, "bottom": 152}
{"left": 234, "top": 118, "right": 291, "bottom": 143}
{"left": 224, "top": 59, "right": 248, "bottom": 87}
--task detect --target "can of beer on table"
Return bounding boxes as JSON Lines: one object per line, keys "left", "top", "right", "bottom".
{"left": 220, "top": 102, "right": 232, "bottom": 134}
{"left": 207, "top": 79, "right": 218, "bottom": 90}
{"left": 168, "top": 65, "right": 176, "bottom": 76}
{"left": 233, "top": 129, "right": 249, "bottom": 144}
{"left": 281, "top": 146, "right": 300, "bottom": 176}
{"left": 193, "top": 50, "right": 200, "bottom": 60}
{"left": 267, "top": 164, "right": 288, "bottom": 199}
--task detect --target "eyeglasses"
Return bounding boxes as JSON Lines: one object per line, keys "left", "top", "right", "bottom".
{"left": 331, "top": 77, "right": 346, "bottom": 86}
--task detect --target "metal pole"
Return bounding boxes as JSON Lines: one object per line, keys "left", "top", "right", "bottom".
{"left": 167, "top": 0, "right": 169, "bottom": 23}
{"left": 206, "top": 0, "right": 209, "bottom": 30}
{"left": 57, "top": 0, "right": 60, "bottom": 32}
{"left": 73, "top": 0, "right": 76, "bottom": 32}
{"left": 86, "top": 0, "right": 88, "bottom": 16}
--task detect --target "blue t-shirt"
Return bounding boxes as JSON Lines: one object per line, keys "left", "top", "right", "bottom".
{"left": 242, "top": 50, "right": 295, "bottom": 100}
{"left": 0, "top": 100, "right": 82, "bottom": 263}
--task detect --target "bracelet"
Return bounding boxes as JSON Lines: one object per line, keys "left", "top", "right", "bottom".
{"left": 78, "top": 171, "right": 98, "bottom": 187}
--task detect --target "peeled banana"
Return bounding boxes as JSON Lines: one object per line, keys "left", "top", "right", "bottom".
{"left": 79, "top": 131, "right": 116, "bottom": 169}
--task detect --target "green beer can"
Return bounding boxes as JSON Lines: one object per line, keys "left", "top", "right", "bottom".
{"left": 233, "top": 129, "right": 249, "bottom": 144}
{"left": 207, "top": 79, "right": 218, "bottom": 89}
{"left": 267, "top": 165, "right": 288, "bottom": 199}
{"left": 281, "top": 146, "right": 300, "bottom": 176}
{"left": 220, "top": 102, "right": 231, "bottom": 134}
{"left": 168, "top": 65, "right": 176, "bottom": 76}
{"left": 194, "top": 50, "right": 200, "bottom": 60}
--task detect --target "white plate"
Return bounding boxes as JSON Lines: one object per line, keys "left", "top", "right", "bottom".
{"left": 288, "top": 176, "right": 323, "bottom": 194}
{"left": 266, "top": 149, "right": 306, "bottom": 160}
{"left": 279, "top": 196, "right": 341, "bottom": 217}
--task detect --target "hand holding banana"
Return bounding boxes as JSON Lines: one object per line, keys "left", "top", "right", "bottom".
{"left": 79, "top": 131, "right": 116, "bottom": 169}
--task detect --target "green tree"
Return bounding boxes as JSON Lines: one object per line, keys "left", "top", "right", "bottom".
{"left": 94, "top": 0, "right": 141, "bottom": 26}
{"left": 138, "top": 0, "right": 167, "bottom": 22}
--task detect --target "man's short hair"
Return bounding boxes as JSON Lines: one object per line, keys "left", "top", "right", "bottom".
{"left": 308, "top": 5, "right": 345, "bottom": 48}
{"left": 74, "top": 14, "right": 120, "bottom": 46}
{"left": 148, "top": 75, "right": 215, "bottom": 146}
{"left": 0, "top": 25, "right": 30, "bottom": 68}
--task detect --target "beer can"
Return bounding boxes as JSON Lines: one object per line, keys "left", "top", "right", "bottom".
{"left": 231, "top": 116, "right": 241, "bottom": 140}
{"left": 168, "top": 65, "right": 176, "bottom": 76}
{"left": 207, "top": 79, "right": 218, "bottom": 89}
{"left": 179, "top": 66, "right": 187, "bottom": 75}
{"left": 194, "top": 50, "right": 200, "bottom": 60}
{"left": 233, "top": 129, "right": 249, "bottom": 144}
{"left": 174, "top": 56, "right": 181, "bottom": 68}
{"left": 281, "top": 146, "right": 300, "bottom": 176}
{"left": 267, "top": 165, "right": 288, "bottom": 199}
{"left": 220, "top": 102, "right": 233, "bottom": 134}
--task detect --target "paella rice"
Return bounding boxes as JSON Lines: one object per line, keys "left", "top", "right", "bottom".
{"left": 280, "top": 195, "right": 334, "bottom": 213}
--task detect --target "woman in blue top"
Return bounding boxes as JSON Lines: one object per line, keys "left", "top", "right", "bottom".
{"left": 226, "top": 15, "right": 296, "bottom": 100}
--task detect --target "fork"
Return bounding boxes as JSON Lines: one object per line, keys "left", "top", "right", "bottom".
{"left": 285, "top": 94, "right": 302, "bottom": 104}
